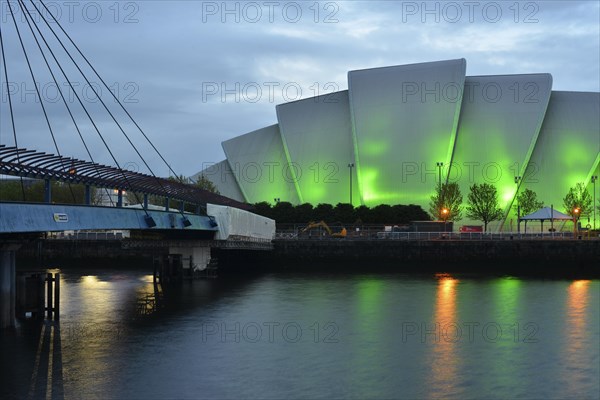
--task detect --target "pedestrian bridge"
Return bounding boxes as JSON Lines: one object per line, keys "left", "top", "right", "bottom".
{"left": 0, "top": 202, "right": 218, "bottom": 233}
{"left": 0, "top": 201, "right": 275, "bottom": 242}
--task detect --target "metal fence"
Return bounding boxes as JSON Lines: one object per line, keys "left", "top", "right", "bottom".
{"left": 275, "top": 226, "right": 598, "bottom": 241}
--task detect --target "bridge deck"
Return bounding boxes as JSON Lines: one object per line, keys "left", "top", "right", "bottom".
{"left": 0, "top": 202, "right": 218, "bottom": 233}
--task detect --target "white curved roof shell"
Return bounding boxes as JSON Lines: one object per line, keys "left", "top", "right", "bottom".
{"left": 222, "top": 124, "right": 300, "bottom": 204}
{"left": 348, "top": 59, "right": 466, "bottom": 206}
{"left": 451, "top": 74, "right": 553, "bottom": 231}
{"left": 276, "top": 91, "right": 357, "bottom": 205}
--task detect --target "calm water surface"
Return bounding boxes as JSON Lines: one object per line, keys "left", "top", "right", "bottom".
{"left": 1, "top": 267, "right": 598, "bottom": 399}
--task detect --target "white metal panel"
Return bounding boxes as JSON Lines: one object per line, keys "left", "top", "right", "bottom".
{"left": 276, "top": 91, "right": 358, "bottom": 205}
{"left": 191, "top": 160, "right": 245, "bottom": 203}
{"left": 207, "top": 203, "right": 275, "bottom": 240}
{"left": 348, "top": 59, "right": 466, "bottom": 207}
{"left": 451, "top": 74, "right": 553, "bottom": 232}
{"left": 520, "top": 91, "right": 600, "bottom": 225}
{"left": 222, "top": 124, "right": 300, "bottom": 204}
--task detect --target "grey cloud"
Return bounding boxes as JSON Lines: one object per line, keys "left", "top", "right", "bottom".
{"left": 1, "top": 0, "right": 598, "bottom": 177}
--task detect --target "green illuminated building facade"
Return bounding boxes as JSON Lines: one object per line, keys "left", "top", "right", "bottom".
{"left": 196, "top": 59, "right": 600, "bottom": 231}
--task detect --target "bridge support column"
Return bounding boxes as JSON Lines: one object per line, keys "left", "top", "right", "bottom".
{"left": 165, "top": 197, "right": 170, "bottom": 212}
{"left": 0, "top": 245, "right": 18, "bottom": 329}
{"left": 44, "top": 179, "right": 52, "bottom": 204}
{"left": 143, "top": 194, "right": 149, "bottom": 211}
{"left": 169, "top": 241, "right": 212, "bottom": 272}
{"left": 85, "top": 185, "right": 92, "bottom": 205}
{"left": 117, "top": 190, "right": 123, "bottom": 207}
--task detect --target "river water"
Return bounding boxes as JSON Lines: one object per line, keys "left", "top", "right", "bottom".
{"left": 1, "top": 267, "right": 598, "bottom": 399}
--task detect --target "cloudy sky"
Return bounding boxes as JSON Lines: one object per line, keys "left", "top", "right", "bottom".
{"left": 1, "top": 0, "right": 599, "bottom": 177}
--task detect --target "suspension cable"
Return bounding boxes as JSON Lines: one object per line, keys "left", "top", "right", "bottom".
{"left": 0, "top": 11, "right": 26, "bottom": 200}
{"left": 29, "top": 0, "right": 190, "bottom": 215}
{"left": 7, "top": 0, "right": 77, "bottom": 202}
{"left": 35, "top": 0, "right": 181, "bottom": 182}
{"left": 16, "top": 0, "right": 114, "bottom": 206}
{"left": 15, "top": 1, "right": 149, "bottom": 213}
{"left": 30, "top": 1, "right": 166, "bottom": 183}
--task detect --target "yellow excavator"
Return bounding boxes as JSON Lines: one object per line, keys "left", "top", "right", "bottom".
{"left": 301, "top": 221, "right": 347, "bottom": 238}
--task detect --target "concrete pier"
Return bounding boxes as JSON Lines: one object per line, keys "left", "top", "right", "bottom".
{"left": 169, "top": 241, "right": 212, "bottom": 272}
{"left": 0, "top": 244, "right": 19, "bottom": 329}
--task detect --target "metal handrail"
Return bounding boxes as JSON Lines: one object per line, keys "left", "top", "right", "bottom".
{"left": 274, "top": 228, "right": 597, "bottom": 241}
{"left": 0, "top": 144, "right": 249, "bottom": 209}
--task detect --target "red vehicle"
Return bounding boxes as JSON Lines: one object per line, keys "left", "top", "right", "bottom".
{"left": 459, "top": 225, "right": 483, "bottom": 233}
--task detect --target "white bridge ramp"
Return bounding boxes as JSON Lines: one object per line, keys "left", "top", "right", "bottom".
{"left": 170, "top": 204, "right": 275, "bottom": 272}
{"left": 208, "top": 204, "right": 275, "bottom": 245}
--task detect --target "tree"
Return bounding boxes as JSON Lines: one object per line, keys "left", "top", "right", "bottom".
{"left": 563, "top": 182, "right": 592, "bottom": 218}
{"left": 332, "top": 203, "right": 355, "bottom": 223}
{"left": 252, "top": 201, "right": 273, "bottom": 219}
{"left": 354, "top": 205, "right": 370, "bottom": 223}
{"left": 169, "top": 174, "right": 192, "bottom": 184}
{"left": 429, "top": 182, "right": 463, "bottom": 221}
{"left": 515, "top": 188, "right": 544, "bottom": 216}
{"left": 313, "top": 203, "right": 334, "bottom": 222}
{"left": 194, "top": 174, "right": 220, "bottom": 194}
{"left": 370, "top": 204, "right": 393, "bottom": 223}
{"left": 0, "top": 179, "right": 88, "bottom": 204}
{"left": 271, "top": 201, "right": 294, "bottom": 223}
{"left": 466, "top": 183, "right": 504, "bottom": 232}
{"left": 294, "top": 203, "right": 314, "bottom": 222}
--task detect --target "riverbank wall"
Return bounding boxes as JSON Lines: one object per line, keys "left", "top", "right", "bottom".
{"left": 220, "top": 239, "right": 600, "bottom": 277}
{"left": 15, "top": 238, "right": 600, "bottom": 277}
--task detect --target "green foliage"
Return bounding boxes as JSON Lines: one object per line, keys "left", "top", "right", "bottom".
{"left": 253, "top": 201, "right": 274, "bottom": 217}
{"left": 466, "top": 183, "right": 504, "bottom": 232}
{"left": 396, "top": 204, "right": 430, "bottom": 223}
{"left": 354, "top": 205, "right": 370, "bottom": 223}
{"left": 515, "top": 188, "right": 544, "bottom": 216}
{"left": 0, "top": 179, "right": 85, "bottom": 204}
{"left": 563, "top": 182, "right": 592, "bottom": 218}
{"left": 270, "top": 201, "right": 294, "bottom": 221}
{"left": 193, "top": 174, "right": 220, "bottom": 194}
{"left": 294, "top": 203, "right": 314, "bottom": 222}
{"left": 124, "top": 174, "right": 220, "bottom": 210}
{"left": 332, "top": 203, "right": 354, "bottom": 222}
{"left": 167, "top": 174, "right": 193, "bottom": 184}
{"left": 313, "top": 203, "right": 334, "bottom": 221}
{"left": 429, "top": 182, "right": 463, "bottom": 221}
{"left": 370, "top": 204, "right": 393, "bottom": 223}
{"left": 251, "top": 201, "right": 430, "bottom": 224}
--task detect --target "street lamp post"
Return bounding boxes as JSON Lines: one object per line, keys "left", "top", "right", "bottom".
{"left": 514, "top": 176, "right": 521, "bottom": 234}
{"left": 573, "top": 207, "right": 580, "bottom": 238}
{"left": 348, "top": 163, "right": 354, "bottom": 205}
{"left": 592, "top": 176, "right": 597, "bottom": 230}
{"left": 436, "top": 162, "right": 444, "bottom": 188}
{"left": 441, "top": 207, "right": 449, "bottom": 232}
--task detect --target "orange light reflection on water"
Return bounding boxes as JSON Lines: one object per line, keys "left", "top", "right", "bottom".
{"left": 428, "top": 273, "right": 460, "bottom": 397}
{"left": 564, "top": 279, "right": 591, "bottom": 390}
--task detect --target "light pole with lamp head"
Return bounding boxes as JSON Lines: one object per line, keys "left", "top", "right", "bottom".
{"left": 441, "top": 207, "right": 449, "bottom": 232}
{"left": 514, "top": 176, "right": 521, "bottom": 233}
{"left": 348, "top": 163, "right": 354, "bottom": 205}
{"left": 592, "top": 176, "right": 597, "bottom": 230}
{"left": 573, "top": 207, "right": 580, "bottom": 238}
{"left": 436, "top": 162, "right": 444, "bottom": 189}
